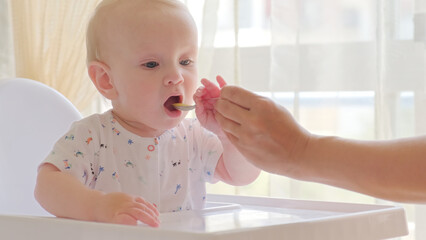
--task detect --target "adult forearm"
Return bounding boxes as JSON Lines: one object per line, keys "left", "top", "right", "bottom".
{"left": 299, "top": 135, "right": 426, "bottom": 203}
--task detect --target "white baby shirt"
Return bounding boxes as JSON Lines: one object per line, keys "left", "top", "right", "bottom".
{"left": 43, "top": 110, "right": 223, "bottom": 212}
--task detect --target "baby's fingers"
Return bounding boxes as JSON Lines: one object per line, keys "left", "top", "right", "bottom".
{"left": 201, "top": 78, "right": 218, "bottom": 90}
{"left": 201, "top": 78, "right": 221, "bottom": 98}
{"left": 114, "top": 213, "right": 138, "bottom": 226}
{"left": 130, "top": 207, "right": 160, "bottom": 227}
{"left": 216, "top": 75, "right": 227, "bottom": 88}
{"left": 135, "top": 197, "right": 159, "bottom": 216}
{"left": 115, "top": 208, "right": 159, "bottom": 227}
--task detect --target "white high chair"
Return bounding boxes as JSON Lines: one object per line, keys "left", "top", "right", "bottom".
{"left": 0, "top": 78, "right": 409, "bottom": 239}
{"left": 0, "top": 78, "right": 82, "bottom": 216}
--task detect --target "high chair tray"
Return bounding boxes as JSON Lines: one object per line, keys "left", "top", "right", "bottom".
{"left": 0, "top": 194, "right": 408, "bottom": 240}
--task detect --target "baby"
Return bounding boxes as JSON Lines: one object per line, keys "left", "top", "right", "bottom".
{"left": 34, "top": 0, "right": 260, "bottom": 227}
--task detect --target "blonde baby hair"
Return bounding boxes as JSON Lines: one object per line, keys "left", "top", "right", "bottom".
{"left": 86, "top": 0, "right": 189, "bottom": 64}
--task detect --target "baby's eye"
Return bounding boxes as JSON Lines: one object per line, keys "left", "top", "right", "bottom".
{"left": 180, "top": 59, "right": 193, "bottom": 66}
{"left": 143, "top": 61, "right": 159, "bottom": 68}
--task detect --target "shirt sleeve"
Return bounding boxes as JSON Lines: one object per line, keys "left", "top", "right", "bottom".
{"left": 42, "top": 120, "right": 97, "bottom": 186}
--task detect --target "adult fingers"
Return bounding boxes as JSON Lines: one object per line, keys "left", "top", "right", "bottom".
{"left": 214, "top": 98, "right": 250, "bottom": 126}
{"left": 220, "top": 85, "right": 258, "bottom": 110}
{"left": 224, "top": 130, "right": 239, "bottom": 146}
{"left": 214, "top": 110, "right": 242, "bottom": 138}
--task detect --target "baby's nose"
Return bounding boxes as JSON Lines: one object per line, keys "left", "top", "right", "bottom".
{"left": 164, "top": 70, "right": 184, "bottom": 85}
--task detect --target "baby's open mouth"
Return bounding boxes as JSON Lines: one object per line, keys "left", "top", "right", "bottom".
{"left": 164, "top": 95, "right": 181, "bottom": 111}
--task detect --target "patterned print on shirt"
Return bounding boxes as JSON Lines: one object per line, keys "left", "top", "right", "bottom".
{"left": 112, "top": 127, "right": 120, "bottom": 136}
{"left": 63, "top": 160, "right": 72, "bottom": 170}
{"left": 172, "top": 206, "right": 183, "bottom": 212}
{"left": 208, "top": 150, "right": 217, "bottom": 156}
{"left": 171, "top": 160, "right": 181, "bottom": 167}
{"left": 86, "top": 137, "right": 93, "bottom": 144}
{"left": 138, "top": 176, "right": 147, "bottom": 184}
{"left": 112, "top": 172, "right": 119, "bottom": 180}
{"left": 65, "top": 134, "right": 74, "bottom": 140}
{"left": 74, "top": 151, "right": 84, "bottom": 158}
{"left": 90, "top": 163, "right": 95, "bottom": 175}
{"left": 124, "top": 160, "right": 135, "bottom": 168}
{"left": 175, "top": 184, "right": 182, "bottom": 194}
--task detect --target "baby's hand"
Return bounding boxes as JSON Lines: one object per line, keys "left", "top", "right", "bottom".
{"left": 94, "top": 192, "right": 160, "bottom": 227}
{"left": 194, "top": 76, "right": 226, "bottom": 135}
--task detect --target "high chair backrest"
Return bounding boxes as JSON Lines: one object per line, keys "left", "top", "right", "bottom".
{"left": 0, "top": 78, "right": 82, "bottom": 216}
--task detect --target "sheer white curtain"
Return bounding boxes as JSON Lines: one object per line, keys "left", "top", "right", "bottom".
{"left": 190, "top": 0, "right": 426, "bottom": 239}
{"left": 0, "top": 0, "right": 14, "bottom": 78}
{"left": 1, "top": 0, "right": 100, "bottom": 113}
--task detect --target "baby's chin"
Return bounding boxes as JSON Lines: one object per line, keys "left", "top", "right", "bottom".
{"left": 161, "top": 113, "right": 188, "bottom": 129}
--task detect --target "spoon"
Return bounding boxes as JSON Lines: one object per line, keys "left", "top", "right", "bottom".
{"left": 172, "top": 98, "right": 219, "bottom": 111}
{"left": 172, "top": 103, "right": 196, "bottom": 111}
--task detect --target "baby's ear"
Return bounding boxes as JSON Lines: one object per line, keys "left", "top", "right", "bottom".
{"left": 88, "top": 61, "right": 117, "bottom": 100}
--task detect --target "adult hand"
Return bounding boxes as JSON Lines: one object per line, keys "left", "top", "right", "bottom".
{"left": 214, "top": 86, "right": 426, "bottom": 204}
{"left": 94, "top": 192, "right": 160, "bottom": 227}
{"left": 214, "top": 86, "right": 311, "bottom": 177}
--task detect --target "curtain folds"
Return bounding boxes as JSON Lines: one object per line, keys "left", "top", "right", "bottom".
{"left": 0, "top": 0, "right": 14, "bottom": 78}
{"left": 196, "top": 0, "right": 426, "bottom": 239}
{"left": 9, "top": 0, "right": 101, "bottom": 112}
{"left": 198, "top": 0, "right": 219, "bottom": 80}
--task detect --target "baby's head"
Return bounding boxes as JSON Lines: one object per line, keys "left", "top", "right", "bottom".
{"left": 86, "top": 0, "right": 199, "bottom": 136}
{"left": 86, "top": 0, "right": 194, "bottom": 64}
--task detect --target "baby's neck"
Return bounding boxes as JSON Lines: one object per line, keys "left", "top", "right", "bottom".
{"left": 111, "top": 110, "right": 165, "bottom": 138}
